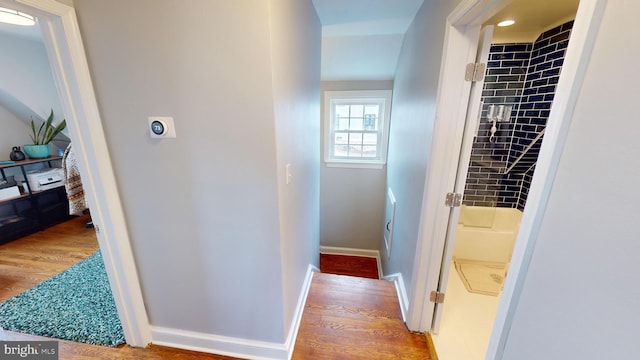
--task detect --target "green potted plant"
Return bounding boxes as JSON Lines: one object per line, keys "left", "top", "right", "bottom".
{"left": 23, "top": 109, "right": 67, "bottom": 159}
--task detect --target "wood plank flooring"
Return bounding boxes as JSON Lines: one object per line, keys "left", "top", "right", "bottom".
{"left": 292, "top": 272, "right": 430, "bottom": 359}
{"left": 1, "top": 218, "right": 430, "bottom": 359}
{"left": 0, "top": 215, "right": 98, "bottom": 303}
{"left": 0, "top": 215, "right": 238, "bottom": 359}
{"left": 319, "top": 253, "right": 380, "bottom": 279}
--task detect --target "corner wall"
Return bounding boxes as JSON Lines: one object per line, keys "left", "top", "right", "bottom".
{"left": 382, "top": 0, "right": 461, "bottom": 300}
{"left": 268, "top": 0, "right": 321, "bottom": 343}
{"left": 74, "top": 1, "right": 320, "bottom": 356}
{"left": 501, "top": 1, "right": 640, "bottom": 358}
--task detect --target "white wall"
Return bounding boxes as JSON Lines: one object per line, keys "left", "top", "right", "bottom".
{"left": 0, "top": 33, "right": 62, "bottom": 124}
{"left": 0, "top": 105, "right": 31, "bottom": 156}
{"left": 268, "top": 0, "right": 321, "bottom": 337}
{"left": 501, "top": 1, "right": 640, "bottom": 358}
{"left": 382, "top": 0, "right": 460, "bottom": 294}
{"left": 320, "top": 80, "right": 392, "bottom": 251}
{"left": 74, "top": 0, "right": 320, "bottom": 348}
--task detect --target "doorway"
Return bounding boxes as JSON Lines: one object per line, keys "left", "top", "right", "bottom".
{"left": 407, "top": 0, "right": 607, "bottom": 358}
{"left": 431, "top": 2, "right": 579, "bottom": 358}
{"left": 0, "top": 0, "right": 150, "bottom": 346}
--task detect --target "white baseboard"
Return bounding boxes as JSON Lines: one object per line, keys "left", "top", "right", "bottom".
{"left": 319, "top": 245, "right": 383, "bottom": 279}
{"left": 284, "top": 264, "right": 318, "bottom": 359}
{"left": 382, "top": 272, "right": 409, "bottom": 322}
{"left": 152, "top": 265, "right": 318, "bottom": 360}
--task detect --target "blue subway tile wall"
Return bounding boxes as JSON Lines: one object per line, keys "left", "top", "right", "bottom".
{"left": 463, "top": 21, "right": 573, "bottom": 210}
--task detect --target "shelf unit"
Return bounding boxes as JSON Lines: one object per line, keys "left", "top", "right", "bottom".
{"left": 0, "top": 156, "right": 71, "bottom": 245}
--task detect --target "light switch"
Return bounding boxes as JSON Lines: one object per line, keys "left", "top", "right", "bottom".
{"left": 286, "top": 164, "right": 292, "bottom": 184}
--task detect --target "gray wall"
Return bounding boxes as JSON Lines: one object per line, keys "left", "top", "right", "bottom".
{"left": 74, "top": 0, "right": 320, "bottom": 344}
{"left": 382, "top": 0, "right": 460, "bottom": 294}
{"left": 502, "top": 1, "right": 640, "bottom": 358}
{"left": 269, "top": 0, "right": 321, "bottom": 334}
{"left": 320, "top": 80, "right": 392, "bottom": 251}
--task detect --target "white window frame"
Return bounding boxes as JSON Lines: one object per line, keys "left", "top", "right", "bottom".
{"left": 323, "top": 90, "right": 392, "bottom": 169}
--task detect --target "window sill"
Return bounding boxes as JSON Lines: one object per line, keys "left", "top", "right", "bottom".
{"left": 325, "top": 161, "right": 386, "bottom": 170}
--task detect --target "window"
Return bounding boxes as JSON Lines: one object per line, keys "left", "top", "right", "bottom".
{"left": 323, "top": 90, "right": 392, "bottom": 168}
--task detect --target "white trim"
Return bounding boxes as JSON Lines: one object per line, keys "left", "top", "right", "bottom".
{"left": 323, "top": 90, "right": 392, "bottom": 166}
{"left": 382, "top": 273, "right": 409, "bottom": 323}
{"left": 152, "top": 265, "right": 318, "bottom": 360}
{"left": 3, "top": 0, "right": 151, "bottom": 346}
{"left": 152, "top": 327, "right": 288, "bottom": 360}
{"left": 486, "top": 0, "right": 607, "bottom": 358}
{"left": 319, "top": 245, "right": 382, "bottom": 279}
{"left": 406, "top": 17, "right": 482, "bottom": 332}
{"left": 284, "top": 265, "right": 318, "bottom": 360}
{"left": 324, "top": 162, "right": 384, "bottom": 170}
{"left": 406, "top": 0, "right": 608, "bottom": 356}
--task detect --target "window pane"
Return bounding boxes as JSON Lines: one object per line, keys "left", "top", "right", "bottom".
{"left": 350, "top": 117, "right": 363, "bottom": 130}
{"left": 334, "top": 145, "right": 349, "bottom": 157}
{"left": 362, "top": 146, "right": 377, "bottom": 158}
{"left": 349, "top": 133, "right": 363, "bottom": 145}
{"left": 349, "top": 145, "right": 363, "bottom": 157}
{"left": 337, "top": 117, "right": 349, "bottom": 130}
{"left": 364, "top": 105, "right": 379, "bottom": 116}
{"left": 335, "top": 132, "right": 348, "bottom": 144}
{"left": 363, "top": 133, "right": 377, "bottom": 145}
{"left": 335, "top": 105, "right": 350, "bottom": 119}
{"left": 363, "top": 114, "right": 377, "bottom": 130}
{"left": 350, "top": 105, "right": 364, "bottom": 118}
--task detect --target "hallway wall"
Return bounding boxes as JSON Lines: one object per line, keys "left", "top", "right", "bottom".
{"left": 501, "top": 1, "right": 640, "bottom": 358}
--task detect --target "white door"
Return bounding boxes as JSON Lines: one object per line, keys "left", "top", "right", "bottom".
{"left": 431, "top": 25, "right": 494, "bottom": 333}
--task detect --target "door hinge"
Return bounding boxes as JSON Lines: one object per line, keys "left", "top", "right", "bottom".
{"left": 465, "top": 62, "right": 486, "bottom": 82}
{"left": 430, "top": 291, "right": 445, "bottom": 304}
{"left": 445, "top": 192, "right": 463, "bottom": 207}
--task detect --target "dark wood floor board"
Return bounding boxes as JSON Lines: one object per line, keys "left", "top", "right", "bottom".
{"left": 320, "top": 253, "right": 380, "bottom": 279}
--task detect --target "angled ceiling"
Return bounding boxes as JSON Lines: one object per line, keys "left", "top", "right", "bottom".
{"left": 314, "top": 0, "right": 580, "bottom": 81}
{"left": 312, "top": 0, "right": 423, "bottom": 81}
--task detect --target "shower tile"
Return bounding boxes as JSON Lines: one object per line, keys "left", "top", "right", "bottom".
{"left": 464, "top": 20, "right": 573, "bottom": 210}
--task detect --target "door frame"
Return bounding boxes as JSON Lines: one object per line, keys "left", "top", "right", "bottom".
{"left": 1, "top": 0, "right": 151, "bottom": 346}
{"left": 407, "top": 0, "right": 607, "bottom": 358}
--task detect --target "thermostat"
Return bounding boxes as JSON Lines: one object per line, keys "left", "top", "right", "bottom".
{"left": 148, "top": 116, "right": 176, "bottom": 138}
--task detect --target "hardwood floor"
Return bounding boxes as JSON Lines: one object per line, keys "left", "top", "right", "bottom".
{"left": 319, "top": 253, "right": 380, "bottom": 279}
{"left": 0, "top": 215, "right": 98, "bottom": 303}
{"left": 0, "top": 215, "right": 239, "bottom": 359}
{"left": 292, "top": 272, "right": 430, "bottom": 359}
{"left": 1, "top": 218, "right": 430, "bottom": 359}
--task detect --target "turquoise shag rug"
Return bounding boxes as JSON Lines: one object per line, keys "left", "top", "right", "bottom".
{"left": 0, "top": 250, "right": 126, "bottom": 346}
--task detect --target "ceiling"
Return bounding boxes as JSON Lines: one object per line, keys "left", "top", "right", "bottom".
{"left": 0, "top": 0, "right": 579, "bottom": 82}
{"left": 313, "top": 0, "right": 580, "bottom": 81}
{"left": 312, "top": 0, "right": 423, "bottom": 81}
{"left": 488, "top": 0, "right": 580, "bottom": 43}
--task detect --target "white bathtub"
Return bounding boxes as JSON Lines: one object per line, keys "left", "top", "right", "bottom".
{"left": 453, "top": 205, "right": 522, "bottom": 264}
